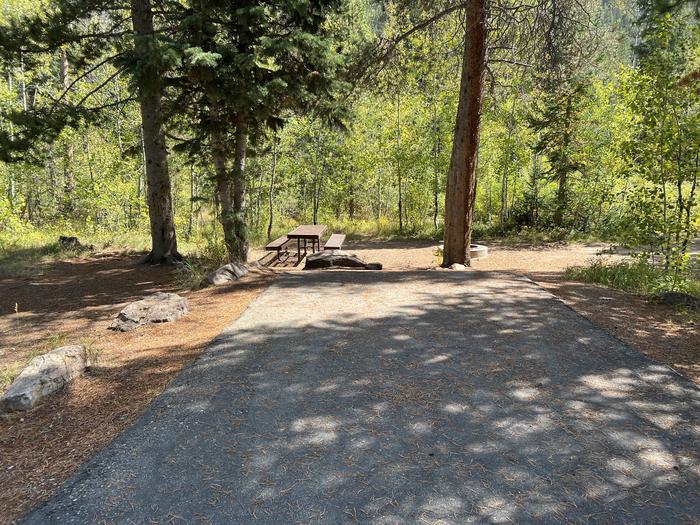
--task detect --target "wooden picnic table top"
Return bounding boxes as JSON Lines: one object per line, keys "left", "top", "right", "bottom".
{"left": 287, "top": 224, "right": 327, "bottom": 239}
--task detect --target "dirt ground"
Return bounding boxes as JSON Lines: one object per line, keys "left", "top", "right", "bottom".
{"left": 1, "top": 239, "right": 698, "bottom": 523}
{"left": 0, "top": 255, "right": 274, "bottom": 523}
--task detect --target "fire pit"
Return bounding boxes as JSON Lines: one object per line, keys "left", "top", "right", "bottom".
{"left": 436, "top": 243, "right": 488, "bottom": 259}
{"left": 469, "top": 243, "right": 488, "bottom": 259}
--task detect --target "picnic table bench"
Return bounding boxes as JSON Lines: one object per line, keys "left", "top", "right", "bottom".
{"left": 265, "top": 235, "right": 290, "bottom": 260}
{"left": 266, "top": 226, "right": 345, "bottom": 264}
{"left": 323, "top": 233, "right": 345, "bottom": 250}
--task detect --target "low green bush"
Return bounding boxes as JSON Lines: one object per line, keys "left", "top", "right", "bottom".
{"left": 564, "top": 258, "right": 700, "bottom": 297}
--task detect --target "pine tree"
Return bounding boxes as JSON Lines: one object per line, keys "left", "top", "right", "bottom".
{"left": 0, "top": 0, "right": 182, "bottom": 263}
{"left": 168, "top": 0, "right": 353, "bottom": 262}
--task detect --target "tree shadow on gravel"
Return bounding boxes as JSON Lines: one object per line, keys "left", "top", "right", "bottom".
{"left": 22, "top": 270, "right": 700, "bottom": 524}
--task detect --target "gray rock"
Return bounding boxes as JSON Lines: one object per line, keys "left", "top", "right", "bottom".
{"left": 206, "top": 262, "right": 249, "bottom": 286}
{"left": 304, "top": 250, "right": 382, "bottom": 270}
{"left": 449, "top": 263, "right": 467, "bottom": 271}
{"left": 0, "top": 345, "right": 85, "bottom": 412}
{"left": 110, "top": 292, "right": 189, "bottom": 332}
{"left": 654, "top": 291, "right": 700, "bottom": 310}
{"left": 247, "top": 261, "right": 275, "bottom": 274}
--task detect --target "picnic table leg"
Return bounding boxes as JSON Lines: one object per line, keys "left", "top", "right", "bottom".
{"left": 297, "top": 238, "right": 301, "bottom": 264}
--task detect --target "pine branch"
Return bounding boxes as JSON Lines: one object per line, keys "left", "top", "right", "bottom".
{"left": 47, "top": 52, "right": 125, "bottom": 114}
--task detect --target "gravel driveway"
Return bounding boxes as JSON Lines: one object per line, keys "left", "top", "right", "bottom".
{"left": 22, "top": 271, "right": 700, "bottom": 524}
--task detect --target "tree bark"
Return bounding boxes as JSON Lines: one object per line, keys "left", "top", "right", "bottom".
{"left": 553, "top": 169, "right": 567, "bottom": 227}
{"left": 60, "top": 49, "right": 75, "bottom": 215}
{"left": 211, "top": 124, "right": 236, "bottom": 262}
{"left": 396, "top": 92, "right": 403, "bottom": 232}
{"left": 187, "top": 164, "right": 195, "bottom": 237}
{"left": 232, "top": 120, "right": 249, "bottom": 261}
{"left": 442, "top": 0, "right": 487, "bottom": 266}
{"left": 553, "top": 98, "right": 572, "bottom": 228}
{"left": 348, "top": 177, "right": 356, "bottom": 219}
{"left": 210, "top": 111, "right": 249, "bottom": 262}
{"left": 130, "top": 0, "right": 180, "bottom": 263}
{"left": 433, "top": 91, "right": 440, "bottom": 231}
{"left": 531, "top": 152, "right": 540, "bottom": 225}
{"left": 6, "top": 70, "right": 15, "bottom": 208}
{"left": 267, "top": 134, "right": 278, "bottom": 240}
{"left": 216, "top": 117, "right": 250, "bottom": 263}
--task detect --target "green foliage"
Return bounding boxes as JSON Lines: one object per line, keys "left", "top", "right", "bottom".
{"left": 564, "top": 258, "right": 700, "bottom": 297}
{"left": 0, "top": 0, "right": 697, "bottom": 283}
{"left": 615, "top": 10, "right": 699, "bottom": 271}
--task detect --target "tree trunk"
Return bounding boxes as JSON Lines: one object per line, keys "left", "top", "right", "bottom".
{"left": 553, "top": 169, "right": 567, "bottom": 227}
{"left": 115, "top": 74, "right": 124, "bottom": 154}
{"left": 7, "top": 70, "right": 16, "bottom": 208}
{"left": 531, "top": 152, "right": 540, "bottom": 225}
{"left": 433, "top": 104, "right": 440, "bottom": 231}
{"left": 553, "top": 99, "right": 572, "bottom": 228}
{"left": 442, "top": 0, "right": 487, "bottom": 266}
{"left": 348, "top": 178, "right": 356, "bottom": 219}
{"left": 396, "top": 92, "right": 403, "bottom": 232}
{"left": 255, "top": 168, "right": 263, "bottom": 229}
{"left": 187, "top": 165, "right": 195, "bottom": 237}
{"left": 83, "top": 128, "right": 94, "bottom": 187}
{"left": 130, "top": 0, "right": 180, "bottom": 263}
{"left": 313, "top": 156, "right": 325, "bottom": 226}
{"left": 211, "top": 125, "right": 236, "bottom": 262}
{"left": 59, "top": 49, "right": 75, "bottom": 215}
{"left": 431, "top": 29, "right": 440, "bottom": 231}
{"left": 267, "top": 134, "right": 278, "bottom": 240}
{"left": 210, "top": 113, "right": 249, "bottom": 262}
{"left": 499, "top": 168, "right": 508, "bottom": 228}
{"left": 137, "top": 125, "right": 145, "bottom": 219}
{"left": 231, "top": 119, "right": 249, "bottom": 261}
{"left": 312, "top": 129, "right": 324, "bottom": 226}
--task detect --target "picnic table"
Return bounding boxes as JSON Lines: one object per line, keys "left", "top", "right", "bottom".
{"left": 287, "top": 224, "right": 327, "bottom": 262}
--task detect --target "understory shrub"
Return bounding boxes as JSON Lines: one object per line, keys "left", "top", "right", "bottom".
{"left": 564, "top": 258, "right": 700, "bottom": 297}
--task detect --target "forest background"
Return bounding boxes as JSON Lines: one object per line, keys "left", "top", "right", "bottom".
{"left": 0, "top": 0, "right": 697, "bottom": 292}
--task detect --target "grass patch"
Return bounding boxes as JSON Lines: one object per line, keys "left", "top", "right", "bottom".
{"left": 81, "top": 338, "right": 102, "bottom": 368}
{"left": 564, "top": 258, "right": 700, "bottom": 297}
{"left": 473, "top": 224, "right": 607, "bottom": 246}
{"left": 0, "top": 363, "right": 23, "bottom": 392}
{"left": 0, "top": 226, "right": 154, "bottom": 278}
{"left": 248, "top": 216, "right": 442, "bottom": 246}
{"left": 0, "top": 238, "right": 88, "bottom": 278}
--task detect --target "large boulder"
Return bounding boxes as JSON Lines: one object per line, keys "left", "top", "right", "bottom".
{"left": 304, "top": 250, "right": 382, "bottom": 270}
{"left": 654, "top": 291, "right": 700, "bottom": 310}
{"left": 110, "top": 292, "right": 189, "bottom": 332}
{"left": 0, "top": 345, "right": 85, "bottom": 412}
{"left": 205, "top": 262, "right": 249, "bottom": 286}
